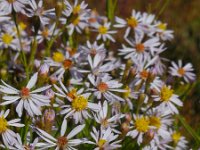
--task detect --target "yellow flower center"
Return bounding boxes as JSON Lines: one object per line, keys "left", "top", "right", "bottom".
{"left": 160, "top": 86, "right": 174, "bottom": 102}
{"left": 20, "top": 87, "right": 30, "bottom": 100}
{"left": 2, "top": 33, "right": 13, "bottom": 45}
{"left": 98, "top": 26, "right": 108, "bottom": 34}
{"left": 157, "top": 23, "right": 167, "bottom": 31}
{"left": 178, "top": 68, "right": 185, "bottom": 76}
{"left": 97, "top": 82, "right": 109, "bottom": 93}
{"left": 135, "top": 116, "right": 150, "bottom": 132}
{"left": 42, "top": 28, "right": 49, "bottom": 38}
{"left": 52, "top": 52, "right": 65, "bottom": 63}
{"left": 73, "top": 17, "right": 80, "bottom": 26}
{"left": 8, "top": 0, "right": 15, "bottom": 3}
{"left": 172, "top": 132, "right": 181, "bottom": 144}
{"left": 73, "top": 5, "right": 81, "bottom": 14}
{"left": 57, "top": 136, "right": 68, "bottom": 149}
{"left": 149, "top": 116, "right": 161, "bottom": 129}
{"left": 123, "top": 86, "right": 131, "bottom": 98}
{"left": 0, "top": 117, "right": 8, "bottom": 133}
{"left": 135, "top": 43, "right": 145, "bottom": 53}
{"left": 72, "top": 95, "right": 88, "bottom": 111}
{"left": 127, "top": 17, "right": 138, "bottom": 28}
{"left": 98, "top": 139, "right": 107, "bottom": 148}
{"left": 19, "top": 22, "right": 27, "bottom": 31}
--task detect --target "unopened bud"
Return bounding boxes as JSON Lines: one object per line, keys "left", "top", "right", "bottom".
{"left": 39, "top": 63, "right": 49, "bottom": 77}
{"left": 55, "top": 1, "right": 63, "bottom": 18}
{"left": 143, "top": 129, "right": 155, "bottom": 145}
{"left": 44, "top": 109, "right": 55, "bottom": 123}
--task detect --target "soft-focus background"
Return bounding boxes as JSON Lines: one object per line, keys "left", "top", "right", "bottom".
{"left": 48, "top": 0, "right": 200, "bottom": 147}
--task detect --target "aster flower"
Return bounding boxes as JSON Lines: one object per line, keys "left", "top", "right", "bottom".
{"left": 119, "top": 32, "right": 160, "bottom": 62}
{"left": 153, "top": 21, "right": 174, "bottom": 41}
{"left": 35, "top": 124, "right": 86, "bottom": 150}
{"left": 0, "top": 72, "right": 51, "bottom": 117}
{"left": 0, "top": 109, "right": 24, "bottom": 147}
{"left": 11, "top": 134, "right": 38, "bottom": 150}
{"left": 67, "top": 12, "right": 89, "bottom": 35}
{"left": 87, "top": 54, "right": 120, "bottom": 76}
{"left": 26, "top": 0, "right": 55, "bottom": 25}
{"left": 169, "top": 60, "right": 196, "bottom": 83}
{"left": 0, "top": 0, "right": 28, "bottom": 14}
{"left": 80, "top": 41, "right": 106, "bottom": 58}
{"left": 89, "top": 127, "right": 121, "bottom": 150}
{"left": 45, "top": 51, "right": 88, "bottom": 79}
{"left": 170, "top": 130, "right": 188, "bottom": 150}
{"left": 88, "top": 74, "right": 126, "bottom": 102}
{"left": 0, "top": 31, "right": 18, "bottom": 49}
{"left": 63, "top": 0, "right": 88, "bottom": 16}
{"left": 94, "top": 101, "right": 124, "bottom": 134}
{"left": 152, "top": 84, "right": 183, "bottom": 114}
{"left": 127, "top": 114, "right": 153, "bottom": 145}
{"left": 114, "top": 9, "right": 143, "bottom": 38}
{"left": 53, "top": 80, "right": 100, "bottom": 125}
{"left": 93, "top": 22, "right": 117, "bottom": 42}
{"left": 36, "top": 23, "right": 59, "bottom": 43}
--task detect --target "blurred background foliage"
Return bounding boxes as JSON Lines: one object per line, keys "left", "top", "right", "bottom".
{"left": 41, "top": 0, "right": 200, "bottom": 148}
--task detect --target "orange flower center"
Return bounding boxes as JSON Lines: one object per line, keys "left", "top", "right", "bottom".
{"left": 63, "top": 59, "right": 72, "bottom": 69}
{"left": 97, "top": 82, "right": 109, "bottom": 93}
{"left": 57, "top": 136, "right": 68, "bottom": 149}
{"left": 20, "top": 87, "right": 30, "bottom": 99}
{"left": 42, "top": 28, "right": 49, "bottom": 38}
{"left": 135, "top": 43, "right": 145, "bottom": 53}
{"left": 178, "top": 68, "right": 185, "bottom": 76}
{"left": 140, "top": 70, "right": 149, "bottom": 80}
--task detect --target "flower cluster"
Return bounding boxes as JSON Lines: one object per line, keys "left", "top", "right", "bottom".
{"left": 0, "top": 0, "right": 196, "bottom": 150}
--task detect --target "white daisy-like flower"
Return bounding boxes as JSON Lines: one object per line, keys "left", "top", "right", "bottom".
{"left": 0, "top": 109, "right": 24, "bottom": 147}
{"left": 36, "top": 23, "right": 59, "bottom": 43}
{"left": 146, "top": 108, "right": 173, "bottom": 143}
{"left": 88, "top": 74, "right": 126, "bottom": 102}
{"left": 169, "top": 60, "right": 196, "bottom": 83}
{"left": 35, "top": 124, "right": 86, "bottom": 150}
{"left": 94, "top": 101, "right": 124, "bottom": 134}
{"left": 80, "top": 40, "right": 106, "bottom": 58}
{"left": 89, "top": 127, "right": 121, "bottom": 150}
{"left": 119, "top": 32, "right": 160, "bottom": 62}
{"left": 127, "top": 114, "right": 153, "bottom": 145}
{"left": 11, "top": 134, "right": 38, "bottom": 150}
{"left": 152, "top": 84, "right": 183, "bottom": 114}
{"left": 63, "top": 0, "right": 88, "bottom": 16}
{"left": 153, "top": 21, "right": 174, "bottom": 41}
{"left": 0, "top": 0, "right": 28, "bottom": 14}
{"left": 67, "top": 12, "right": 89, "bottom": 35}
{"left": 114, "top": 9, "right": 143, "bottom": 38}
{"left": 0, "top": 72, "right": 51, "bottom": 117}
{"left": 87, "top": 54, "right": 120, "bottom": 76}
{"left": 170, "top": 131, "right": 188, "bottom": 150}
{"left": 45, "top": 51, "right": 88, "bottom": 79}
{"left": 53, "top": 80, "right": 100, "bottom": 125}
{"left": 26, "top": 0, "right": 55, "bottom": 25}
{"left": 140, "top": 12, "right": 155, "bottom": 33}
{"left": 93, "top": 22, "right": 117, "bottom": 42}
{"left": 0, "top": 31, "right": 18, "bottom": 49}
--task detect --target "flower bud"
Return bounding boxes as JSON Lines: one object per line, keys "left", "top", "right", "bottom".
{"left": 55, "top": 1, "right": 63, "bottom": 18}
{"left": 39, "top": 63, "right": 49, "bottom": 77}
